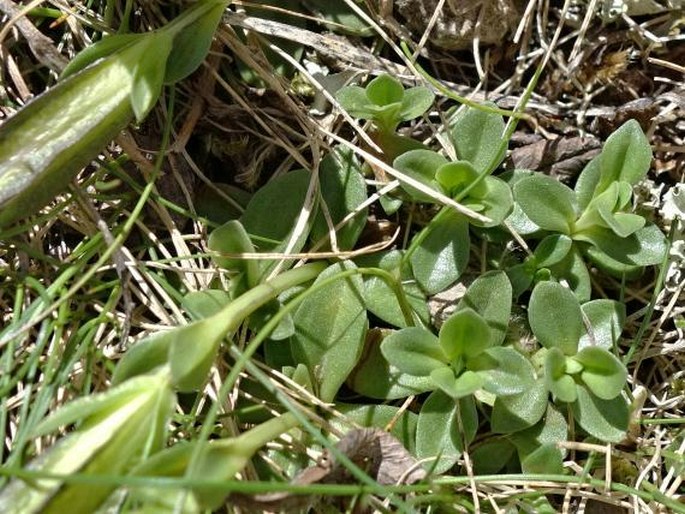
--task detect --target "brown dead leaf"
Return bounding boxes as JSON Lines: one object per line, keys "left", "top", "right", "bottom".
{"left": 230, "top": 428, "right": 424, "bottom": 512}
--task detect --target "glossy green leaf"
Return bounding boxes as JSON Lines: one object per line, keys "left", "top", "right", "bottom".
{"left": 575, "top": 347, "right": 627, "bottom": 400}
{"left": 529, "top": 281, "right": 583, "bottom": 355}
{"left": 455, "top": 270, "right": 512, "bottom": 347}
{"left": 491, "top": 378, "right": 548, "bottom": 433}
{"left": 598, "top": 119, "right": 652, "bottom": 192}
{"left": 240, "top": 168, "right": 313, "bottom": 279}
{"left": 416, "top": 391, "right": 477, "bottom": 474}
{"left": 475, "top": 346, "right": 535, "bottom": 396}
{"left": 164, "top": 0, "right": 226, "bottom": 83}
{"left": 579, "top": 299, "right": 625, "bottom": 350}
{"left": 208, "top": 220, "right": 259, "bottom": 285}
{"left": 291, "top": 261, "right": 368, "bottom": 402}
{"left": 439, "top": 308, "right": 491, "bottom": 360}
{"left": 131, "top": 32, "right": 173, "bottom": 121}
{"left": 410, "top": 209, "right": 470, "bottom": 294}
{"left": 347, "top": 329, "right": 434, "bottom": 399}
{"left": 514, "top": 174, "right": 577, "bottom": 234}
{"left": 60, "top": 33, "right": 144, "bottom": 79}
{"left": 448, "top": 104, "right": 505, "bottom": 173}
{"left": 381, "top": 327, "right": 446, "bottom": 376}
{"left": 430, "top": 367, "right": 483, "bottom": 398}
{"left": 573, "top": 386, "right": 629, "bottom": 442}
{"left": 393, "top": 149, "right": 446, "bottom": 202}
{"left": 311, "top": 147, "right": 368, "bottom": 250}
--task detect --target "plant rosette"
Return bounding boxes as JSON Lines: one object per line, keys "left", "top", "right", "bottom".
{"left": 511, "top": 120, "right": 667, "bottom": 290}
{"left": 493, "top": 281, "right": 630, "bottom": 443}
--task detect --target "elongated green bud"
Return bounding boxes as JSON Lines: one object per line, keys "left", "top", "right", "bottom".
{"left": 0, "top": 0, "right": 227, "bottom": 227}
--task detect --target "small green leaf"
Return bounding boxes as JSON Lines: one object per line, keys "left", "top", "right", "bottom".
{"left": 311, "top": 147, "right": 368, "bottom": 251}
{"left": 448, "top": 104, "right": 505, "bottom": 173}
{"left": 435, "top": 161, "right": 481, "bottom": 197}
{"left": 520, "top": 444, "right": 564, "bottom": 474}
{"left": 208, "top": 220, "right": 259, "bottom": 285}
{"left": 591, "top": 182, "right": 644, "bottom": 237}
{"left": 501, "top": 169, "right": 541, "bottom": 235}
{"left": 548, "top": 246, "right": 592, "bottom": 303}
{"left": 416, "top": 391, "right": 477, "bottom": 474}
{"left": 514, "top": 174, "right": 577, "bottom": 234}
{"left": 360, "top": 250, "right": 429, "bottom": 328}
{"left": 455, "top": 270, "right": 512, "bottom": 347}
{"left": 439, "top": 308, "right": 491, "bottom": 360}
{"left": 529, "top": 281, "right": 583, "bottom": 355}
{"left": 335, "top": 85, "right": 373, "bottom": 118}
{"left": 598, "top": 119, "right": 652, "bottom": 192}
{"left": 491, "top": 378, "right": 548, "bottom": 433}
{"left": 164, "top": 0, "right": 226, "bottom": 83}
{"left": 393, "top": 149, "right": 447, "bottom": 202}
{"left": 410, "top": 209, "right": 470, "bottom": 294}
{"left": 130, "top": 32, "right": 173, "bottom": 121}
{"left": 545, "top": 348, "right": 577, "bottom": 403}
{"left": 510, "top": 403, "right": 568, "bottom": 457}
{"left": 575, "top": 156, "right": 602, "bottom": 211}
{"left": 471, "top": 439, "right": 516, "bottom": 474}
{"left": 577, "top": 224, "right": 666, "bottom": 267}
{"left": 399, "top": 85, "right": 435, "bottom": 121}
{"left": 534, "top": 234, "right": 573, "bottom": 267}
{"left": 240, "top": 168, "right": 314, "bottom": 280}
{"left": 579, "top": 299, "right": 625, "bottom": 350}
{"left": 573, "top": 386, "right": 629, "bottom": 443}
{"left": 575, "top": 347, "right": 627, "bottom": 400}
{"left": 291, "top": 261, "right": 367, "bottom": 402}
{"left": 182, "top": 289, "right": 232, "bottom": 321}
{"left": 381, "top": 327, "right": 446, "bottom": 376}
{"left": 366, "top": 74, "right": 404, "bottom": 106}
{"left": 430, "top": 368, "right": 483, "bottom": 399}
{"left": 475, "top": 347, "right": 535, "bottom": 396}
{"left": 472, "top": 176, "right": 513, "bottom": 227}
{"left": 60, "top": 33, "right": 144, "bottom": 79}
{"left": 348, "top": 329, "right": 434, "bottom": 399}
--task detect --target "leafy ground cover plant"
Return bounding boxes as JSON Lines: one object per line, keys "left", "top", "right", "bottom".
{"left": 0, "top": 4, "right": 681, "bottom": 511}
{"left": 509, "top": 119, "right": 667, "bottom": 300}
